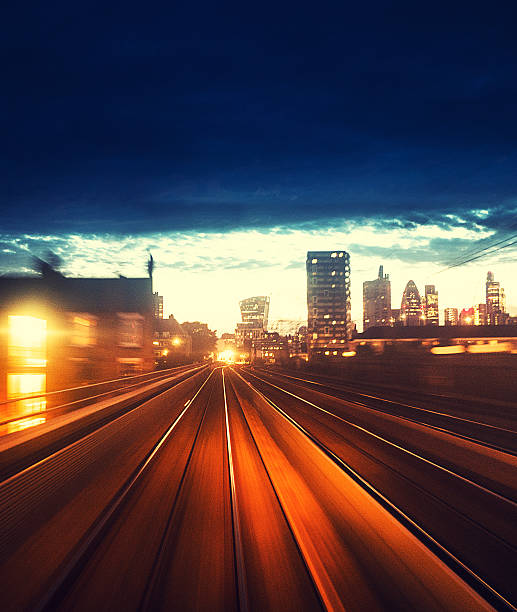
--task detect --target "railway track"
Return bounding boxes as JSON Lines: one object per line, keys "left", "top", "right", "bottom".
{"left": 252, "top": 368, "right": 517, "bottom": 454}
{"left": 238, "top": 367, "right": 517, "bottom": 609}
{"left": 0, "top": 366, "right": 511, "bottom": 610}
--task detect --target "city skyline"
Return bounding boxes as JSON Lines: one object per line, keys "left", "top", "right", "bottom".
{"left": 1, "top": 222, "right": 515, "bottom": 334}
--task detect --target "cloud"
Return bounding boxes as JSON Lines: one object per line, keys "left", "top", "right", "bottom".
{"left": 1, "top": 209, "right": 516, "bottom": 333}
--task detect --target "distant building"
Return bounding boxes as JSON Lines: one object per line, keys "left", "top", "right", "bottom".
{"left": 235, "top": 296, "right": 270, "bottom": 348}
{"left": 486, "top": 271, "right": 506, "bottom": 324}
{"left": 363, "top": 265, "right": 391, "bottom": 330}
{"left": 252, "top": 332, "right": 290, "bottom": 365}
{"left": 423, "top": 285, "right": 439, "bottom": 325}
{"left": 153, "top": 315, "right": 191, "bottom": 361}
{"left": 459, "top": 307, "right": 475, "bottom": 325}
{"left": 268, "top": 319, "right": 306, "bottom": 336}
{"left": 306, "top": 250, "right": 352, "bottom": 357}
{"left": 444, "top": 308, "right": 459, "bottom": 326}
{"left": 400, "top": 280, "right": 423, "bottom": 326}
{"left": 390, "top": 308, "right": 401, "bottom": 326}
{"left": 152, "top": 292, "right": 164, "bottom": 319}
{"left": 474, "top": 303, "right": 488, "bottom": 326}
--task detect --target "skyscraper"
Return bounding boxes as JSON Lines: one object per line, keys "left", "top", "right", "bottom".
{"left": 400, "top": 280, "right": 423, "bottom": 326}
{"left": 235, "top": 296, "right": 270, "bottom": 347}
{"left": 363, "top": 265, "right": 391, "bottom": 330}
{"left": 486, "top": 271, "right": 507, "bottom": 324}
{"left": 306, "top": 251, "right": 351, "bottom": 357}
{"left": 423, "top": 285, "right": 439, "bottom": 325}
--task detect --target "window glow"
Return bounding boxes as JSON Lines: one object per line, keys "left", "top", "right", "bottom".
{"left": 8, "top": 316, "right": 46, "bottom": 350}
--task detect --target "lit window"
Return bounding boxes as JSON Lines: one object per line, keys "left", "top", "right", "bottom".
{"left": 311, "top": 258, "right": 318, "bottom": 264}
{"left": 8, "top": 315, "right": 46, "bottom": 352}
{"left": 338, "top": 252, "right": 343, "bottom": 257}
{"left": 323, "top": 314, "right": 330, "bottom": 319}
{"left": 8, "top": 315, "right": 47, "bottom": 368}
{"left": 331, "top": 252, "right": 337, "bottom": 258}
{"left": 7, "top": 372, "right": 47, "bottom": 424}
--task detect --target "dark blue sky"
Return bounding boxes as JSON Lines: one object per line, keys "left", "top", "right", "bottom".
{"left": 2, "top": 1, "right": 516, "bottom": 234}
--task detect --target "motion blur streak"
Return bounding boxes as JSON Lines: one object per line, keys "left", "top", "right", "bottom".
{"left": 0, "top": 365, "right": 512, "bottom": 610}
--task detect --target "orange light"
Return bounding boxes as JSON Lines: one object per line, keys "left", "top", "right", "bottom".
{"left": 430, "top": 345, "right": 465, "bottom": 355}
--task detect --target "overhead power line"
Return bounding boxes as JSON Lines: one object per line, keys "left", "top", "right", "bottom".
{"left": 443, "top": 231, "right": 517, "bottom": 267}
{"left": 438, "top": 236, "right": 517, "bottom": 273}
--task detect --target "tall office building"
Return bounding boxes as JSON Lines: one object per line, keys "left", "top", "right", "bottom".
{"left": 423, "top": 285, "right": 439, "bottom": 325}
{"left": 486, "top": 271, "right": 506, "bottom": 324}
{"left": 235, "top": 296, "right": 270, "bottom": 347}
{"left": 363, "top": 265, "right": 391, "bottom": 330}
{"left": 307, "top": 251, "right": 351, "bottom": 357}
{"left": 444, "top": 308, "right": 459, "bottom": 326}
{"left": 400, "top": 280, "right": 423, "bottom": 326}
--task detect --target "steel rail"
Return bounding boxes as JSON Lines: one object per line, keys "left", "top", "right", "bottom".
{"left": 0, "top": 363, "right": 197, "bottom": 408}
{"left": 233, "top": 367, "right": 516, "bottom": 612}
{"left": 138, "top": 369, "right": 219, "bottom": 611}
{"left": 33, "top": 368, "right": 216, "bottom": 612}
{"left": 252, "top": 369, "right": 517, "bottom": 457}
{"left": 224, "top": 371, "right": 327, "bottom": 611}
{"left": 222, "top": 368, "right": 249, "bottom": 612}
{"left": 0, "top": 364, "right": 207, "bottom": 428}
{"left": 255, "top": 368, "right": 517, "bottom": 441}
{"left": 246, "top": 370, "right": 517, "bottom": 504}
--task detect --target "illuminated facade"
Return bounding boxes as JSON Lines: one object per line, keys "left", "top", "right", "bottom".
{"left": 423, "top": 285, "right": 439, "bottom": 325}
{"left": 474, "top": 303, "right": 487, "bottom": 326}
{"left": 252, "top": 332, "right": 290, "bottom": 365}
{"left": 0, "top": 276, "right": 154, "bottom": 432}
{"left": 459, "top": 307, "right": 475, "bottom": 325}
{"left": 363, "top": 265, "right": 391, "bottom": 330}
{"left": 444, "top": 308, "right": 459, "bottom": 326}
{"left": 306, "top": 250, "right": 352, "bottom": 357}
{"left": 400, "top": 280, "right": 423, "bottom": 326}
{"left": 235, "top": 296, "right": 270, "bottom": 348}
